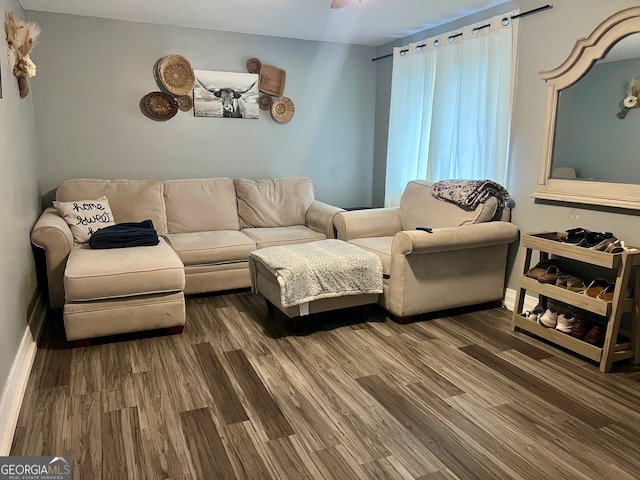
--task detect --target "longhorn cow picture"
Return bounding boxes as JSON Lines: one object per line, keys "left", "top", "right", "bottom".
{"left": 193, "top": 70, "right": 259, "bottom": 119}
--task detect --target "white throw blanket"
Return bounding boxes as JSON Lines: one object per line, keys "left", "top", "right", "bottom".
{"left": 249, "top": 239, "right": 383, "bottom": 308}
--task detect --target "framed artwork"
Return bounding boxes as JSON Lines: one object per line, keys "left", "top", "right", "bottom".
{"left": 193, "top": 70, "right": 259, "bottom": 119}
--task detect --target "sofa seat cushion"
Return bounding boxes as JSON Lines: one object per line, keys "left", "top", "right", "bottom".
{"left": 242, "top": 226, "right": 326, "bottom": 249}
{"left": 348, "top": 237, "right": 392, "bottom": 280}
{"left": 166, "top": 230, "right": 256, "bottom": 266}
{"left": 64, "top": 238, "right": 185, "bottom": 302}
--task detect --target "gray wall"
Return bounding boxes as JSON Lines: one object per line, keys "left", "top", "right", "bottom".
{"left": 26, "top": 12, "right": 376, "bottom": 208}
{"left": 0, "top": 2, "right": 40, "bottom": 403}
{"left": 373, "top": 0, "right": 640, "bottom": 291}
{"left": 554, "top": 57, "right": 640, "bottom": 184}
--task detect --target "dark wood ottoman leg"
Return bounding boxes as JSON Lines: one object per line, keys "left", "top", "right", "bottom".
{"left": 168, "top": 326, "right": 184, "bottom": 335}
{"left": 72, "top": 338, "right": 91, "bottom": 348}
{"left": 360, "top": 304, "right": 372, "bottom": 321}
{"left": 265, "top": 298, "right": 276, "bottom": 313}
{"left": 392, "top": 315, "right": 413, "bottom": 324}
{"left": 291, "top": 316, "right": 303, "bottom": 332}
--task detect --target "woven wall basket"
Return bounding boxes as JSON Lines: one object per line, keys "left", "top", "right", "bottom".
{"left": 259, "top": 64, "right": 286, "bottom": 97}
{"left": 157, "top": 54, "right": 196, "bottom": 96}
{"left": 271, "top": 97, "right": 295, "bottom": 124}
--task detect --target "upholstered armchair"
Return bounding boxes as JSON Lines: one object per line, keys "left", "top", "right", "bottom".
{"left": 334, "top": 180, "right": 519, "bottom": 321}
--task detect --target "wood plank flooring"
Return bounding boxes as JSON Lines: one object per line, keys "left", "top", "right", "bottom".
{"left": 11, "top": 291, "right": 640, "bottom": 479}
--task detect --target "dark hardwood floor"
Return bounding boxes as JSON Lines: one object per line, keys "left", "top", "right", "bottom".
{"left": 11, "top": 291, "right": 640, "bottom": 479}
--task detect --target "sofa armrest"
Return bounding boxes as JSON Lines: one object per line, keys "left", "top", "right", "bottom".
{"left": 30, "top": 207, "right": 73, "bottom": 309}
{"left": 305, "top": 201, "right": 345, "bottom": 239}
{"left": 334, "top": 207, "right": 401, "bottom": 241}
{"left": 392, "top": 222, "right": 519, "bottom": 256}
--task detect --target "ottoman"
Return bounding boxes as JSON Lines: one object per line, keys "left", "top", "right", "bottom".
{"left": 63, "top": 238, "right": 186, "bottom": 344}
{"left": 249, "top": 239, "right": 383, "bottom": 330}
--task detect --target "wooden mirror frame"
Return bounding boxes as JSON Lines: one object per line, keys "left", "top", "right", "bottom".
{"left": 532, "top": 7, "right": 640, "bottom": 210}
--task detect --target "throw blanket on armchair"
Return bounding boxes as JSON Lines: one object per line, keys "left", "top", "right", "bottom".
{"left": 431, "top": 179, "right": 510, "bottom": 210}
{"left": 249, "top": 239, "right": 383, "bottom": 308}
{"left": 89, "top": 219, "right": 159, "bottom": 249}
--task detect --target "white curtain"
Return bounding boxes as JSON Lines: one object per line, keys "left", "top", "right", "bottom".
{"left": 384, "top": 13, "right": 519, "bottom": 206}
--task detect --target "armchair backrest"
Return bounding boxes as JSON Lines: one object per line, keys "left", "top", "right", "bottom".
{"left": 399, "top": 180, "right": 499, "bottom": 230}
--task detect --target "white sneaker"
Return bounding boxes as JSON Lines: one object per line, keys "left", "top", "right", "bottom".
{"left": 556, "top": 312, "right": 575, "bottom": 333}
{"left": 538, "top": 309, "right": 558, "bottom": 328}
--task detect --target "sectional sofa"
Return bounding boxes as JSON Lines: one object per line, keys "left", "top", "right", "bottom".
{"left": 31, "top": 177, "right": 343, "bottom": 341}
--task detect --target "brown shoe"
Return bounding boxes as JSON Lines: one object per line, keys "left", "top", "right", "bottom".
{"left": 570, "top": 316, "right": 592, "bottom": 339}
{"left": 584, "top": 324, "right": 606, "bottom": 347}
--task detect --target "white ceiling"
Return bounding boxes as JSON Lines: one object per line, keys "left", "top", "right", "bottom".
{"left": 18, "top": 0, "right": 512, "bottom": 47}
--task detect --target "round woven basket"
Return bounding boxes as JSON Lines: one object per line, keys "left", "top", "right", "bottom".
{"left": 259, "top": 93, "right": 273, "bottom": 111}
{"left": 176, "top": 95, "right": 193, "bottom": 112}
{"left": 271, "top": 97, "right": 295, "bottom": 123}
{"left": 246, "top": 57, "right": 262, "bottom": 74}
{"left": 157, "top": 54, "right": 196, "bottom": 96}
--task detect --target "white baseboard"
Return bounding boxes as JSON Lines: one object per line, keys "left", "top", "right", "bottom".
{"left": 504, "top": 288, "right": 538, "bottom": 314}
{"left": 0, "top": 292, "right": 47, "bottom": 455}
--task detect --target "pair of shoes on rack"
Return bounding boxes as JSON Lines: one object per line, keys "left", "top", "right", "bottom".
{"left": 526, "top": 260, "right": 563, "bottom": 282}
{"left": 581, "top": 279, "right": 615, "bottom": 302}
{"left": 524, "top": 304, "right": 544, "bottom": 322}
{"left": 555, "top": 274, "right": 586, "bottom": 292}
{"left": 537, "top": 309, "right": 575, "bottom": 333}
{"left": 565, "top": 228, "right": 617, "bottom": 250}
{"left": 569, "top": 316, "right": 606, "bottom": 346}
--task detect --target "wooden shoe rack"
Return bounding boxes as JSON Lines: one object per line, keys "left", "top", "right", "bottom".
{"left": 511, "top": 233, "right": 640, "bottom": 372}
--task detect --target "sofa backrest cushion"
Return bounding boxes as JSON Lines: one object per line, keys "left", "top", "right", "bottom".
{"left": 164, "top": 178, "right": 240, "bottom": 233}
{"left": 399, "top": 180, "right": 498, "bottom": 230}
{"left": 234, "top": 177, "right": 314, "bottom": 228}
{"left": 55, "top": 179, "right": 168, "bottom": 236}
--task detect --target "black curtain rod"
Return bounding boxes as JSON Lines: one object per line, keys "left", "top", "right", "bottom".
{"left": 371, "top": 4, "right": 552, "bottom": 62}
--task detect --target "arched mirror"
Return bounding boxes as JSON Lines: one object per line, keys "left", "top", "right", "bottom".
{"left": 533, "top": 7, "right": 640, "bottom": 210}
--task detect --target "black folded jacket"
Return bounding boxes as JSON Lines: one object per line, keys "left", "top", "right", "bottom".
{"left": 89, "top": 219, "right": 160, "bottom": 249}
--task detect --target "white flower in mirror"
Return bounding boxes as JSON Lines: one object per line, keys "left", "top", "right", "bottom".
{"left": 617, "top": 77, "right": 640, "bottom": 119}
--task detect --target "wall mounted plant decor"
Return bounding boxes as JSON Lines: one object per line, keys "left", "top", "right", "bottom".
{"left": 4, "top": 11, "right": 40, "bottom": 98}
{"left": 618, "top": 77, "right": 640, "bottom": 119}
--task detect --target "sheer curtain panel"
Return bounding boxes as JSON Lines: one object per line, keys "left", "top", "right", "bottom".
{"left": 384, "top": 13, "right": 519, "bottom": 206}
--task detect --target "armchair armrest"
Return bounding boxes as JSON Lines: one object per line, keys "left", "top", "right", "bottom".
{"left": 31, "top": 207, "right": 73, "bottom": 309}
{"left": 305, "top": 201, "right": 345, "bottom": 239}
{"left": 393, "top": 222, "right": 519, "bottom": 255}
{"left": 334, "top": 207, "right": 401, "bottom": 241}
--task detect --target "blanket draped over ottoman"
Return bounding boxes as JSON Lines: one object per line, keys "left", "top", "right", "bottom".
{"left": 249, "top": 239, "right": 383, "bottom": 308}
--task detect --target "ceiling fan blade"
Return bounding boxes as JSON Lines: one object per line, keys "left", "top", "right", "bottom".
{"left": 330, "top": 0, "right": 351, "bottom": 9}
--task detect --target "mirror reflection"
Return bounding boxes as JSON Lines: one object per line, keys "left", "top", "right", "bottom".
{"left": 552, "top": 33, "right": 640, "bottom": 184}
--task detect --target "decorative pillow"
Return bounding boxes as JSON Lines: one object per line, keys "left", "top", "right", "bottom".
{"left": 53, "top": 196, "right": 116, "bottom": 244}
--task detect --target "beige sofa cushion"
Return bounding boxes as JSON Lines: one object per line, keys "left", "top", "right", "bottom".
{"left": 166, "top": 231, "right": 256, "bottom": 266}
{"left": 64, "top": 238, "right": 184, "bottom": 302}
{"left": 164, "top": 178, "right": 240, "bottom": 233}
{"left": 242, "top": 226, "right": 325, "bottom": 249}
{"left": 235, "top": 177, "right": 314, "bottom": 228}
{"left": 53, "top": 196, "right": 115, "bottom": 244}
{"left": 348, "top": 237, "right": 392, "bottom": 278}
{"left": 56, "top": 178, "right": 168, "bottom": 236}
{"left": 399, "top": 180, "right": 497, "bottom": 231}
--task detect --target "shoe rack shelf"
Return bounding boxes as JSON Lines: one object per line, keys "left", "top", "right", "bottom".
{"left": 511, "top": 233, "right": 640, "bottom": 372}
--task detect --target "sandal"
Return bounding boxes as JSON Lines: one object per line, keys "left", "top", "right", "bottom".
{"left": 565, "top": 227, "right": 589, "bottom": 246}
{"left": 566, "top": 277, "right": 587, "bottom": 292}
{"left": 605, "top": 240, "right": 627, "bottom": 254}
{"left": 583, "top": 279, "right": 610, "bottom": 298}
{"left": 597, "top": 284, "right": 615, "bottom": 302}
{"left": 584, "top": 231, "right": 615, "bottom": 250}
{"left": 538, "top": 265, "right": 562, "bottom": 284}
{"left": 526, "top": 259, "right": 563, "bottom": 280}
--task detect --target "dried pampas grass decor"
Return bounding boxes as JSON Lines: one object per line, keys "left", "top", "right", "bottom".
{"left": 618, "top": 77, "right": 640, "bottom": 119}
{"left": 5, "top": 11, "right": 40, "bottom": 98}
